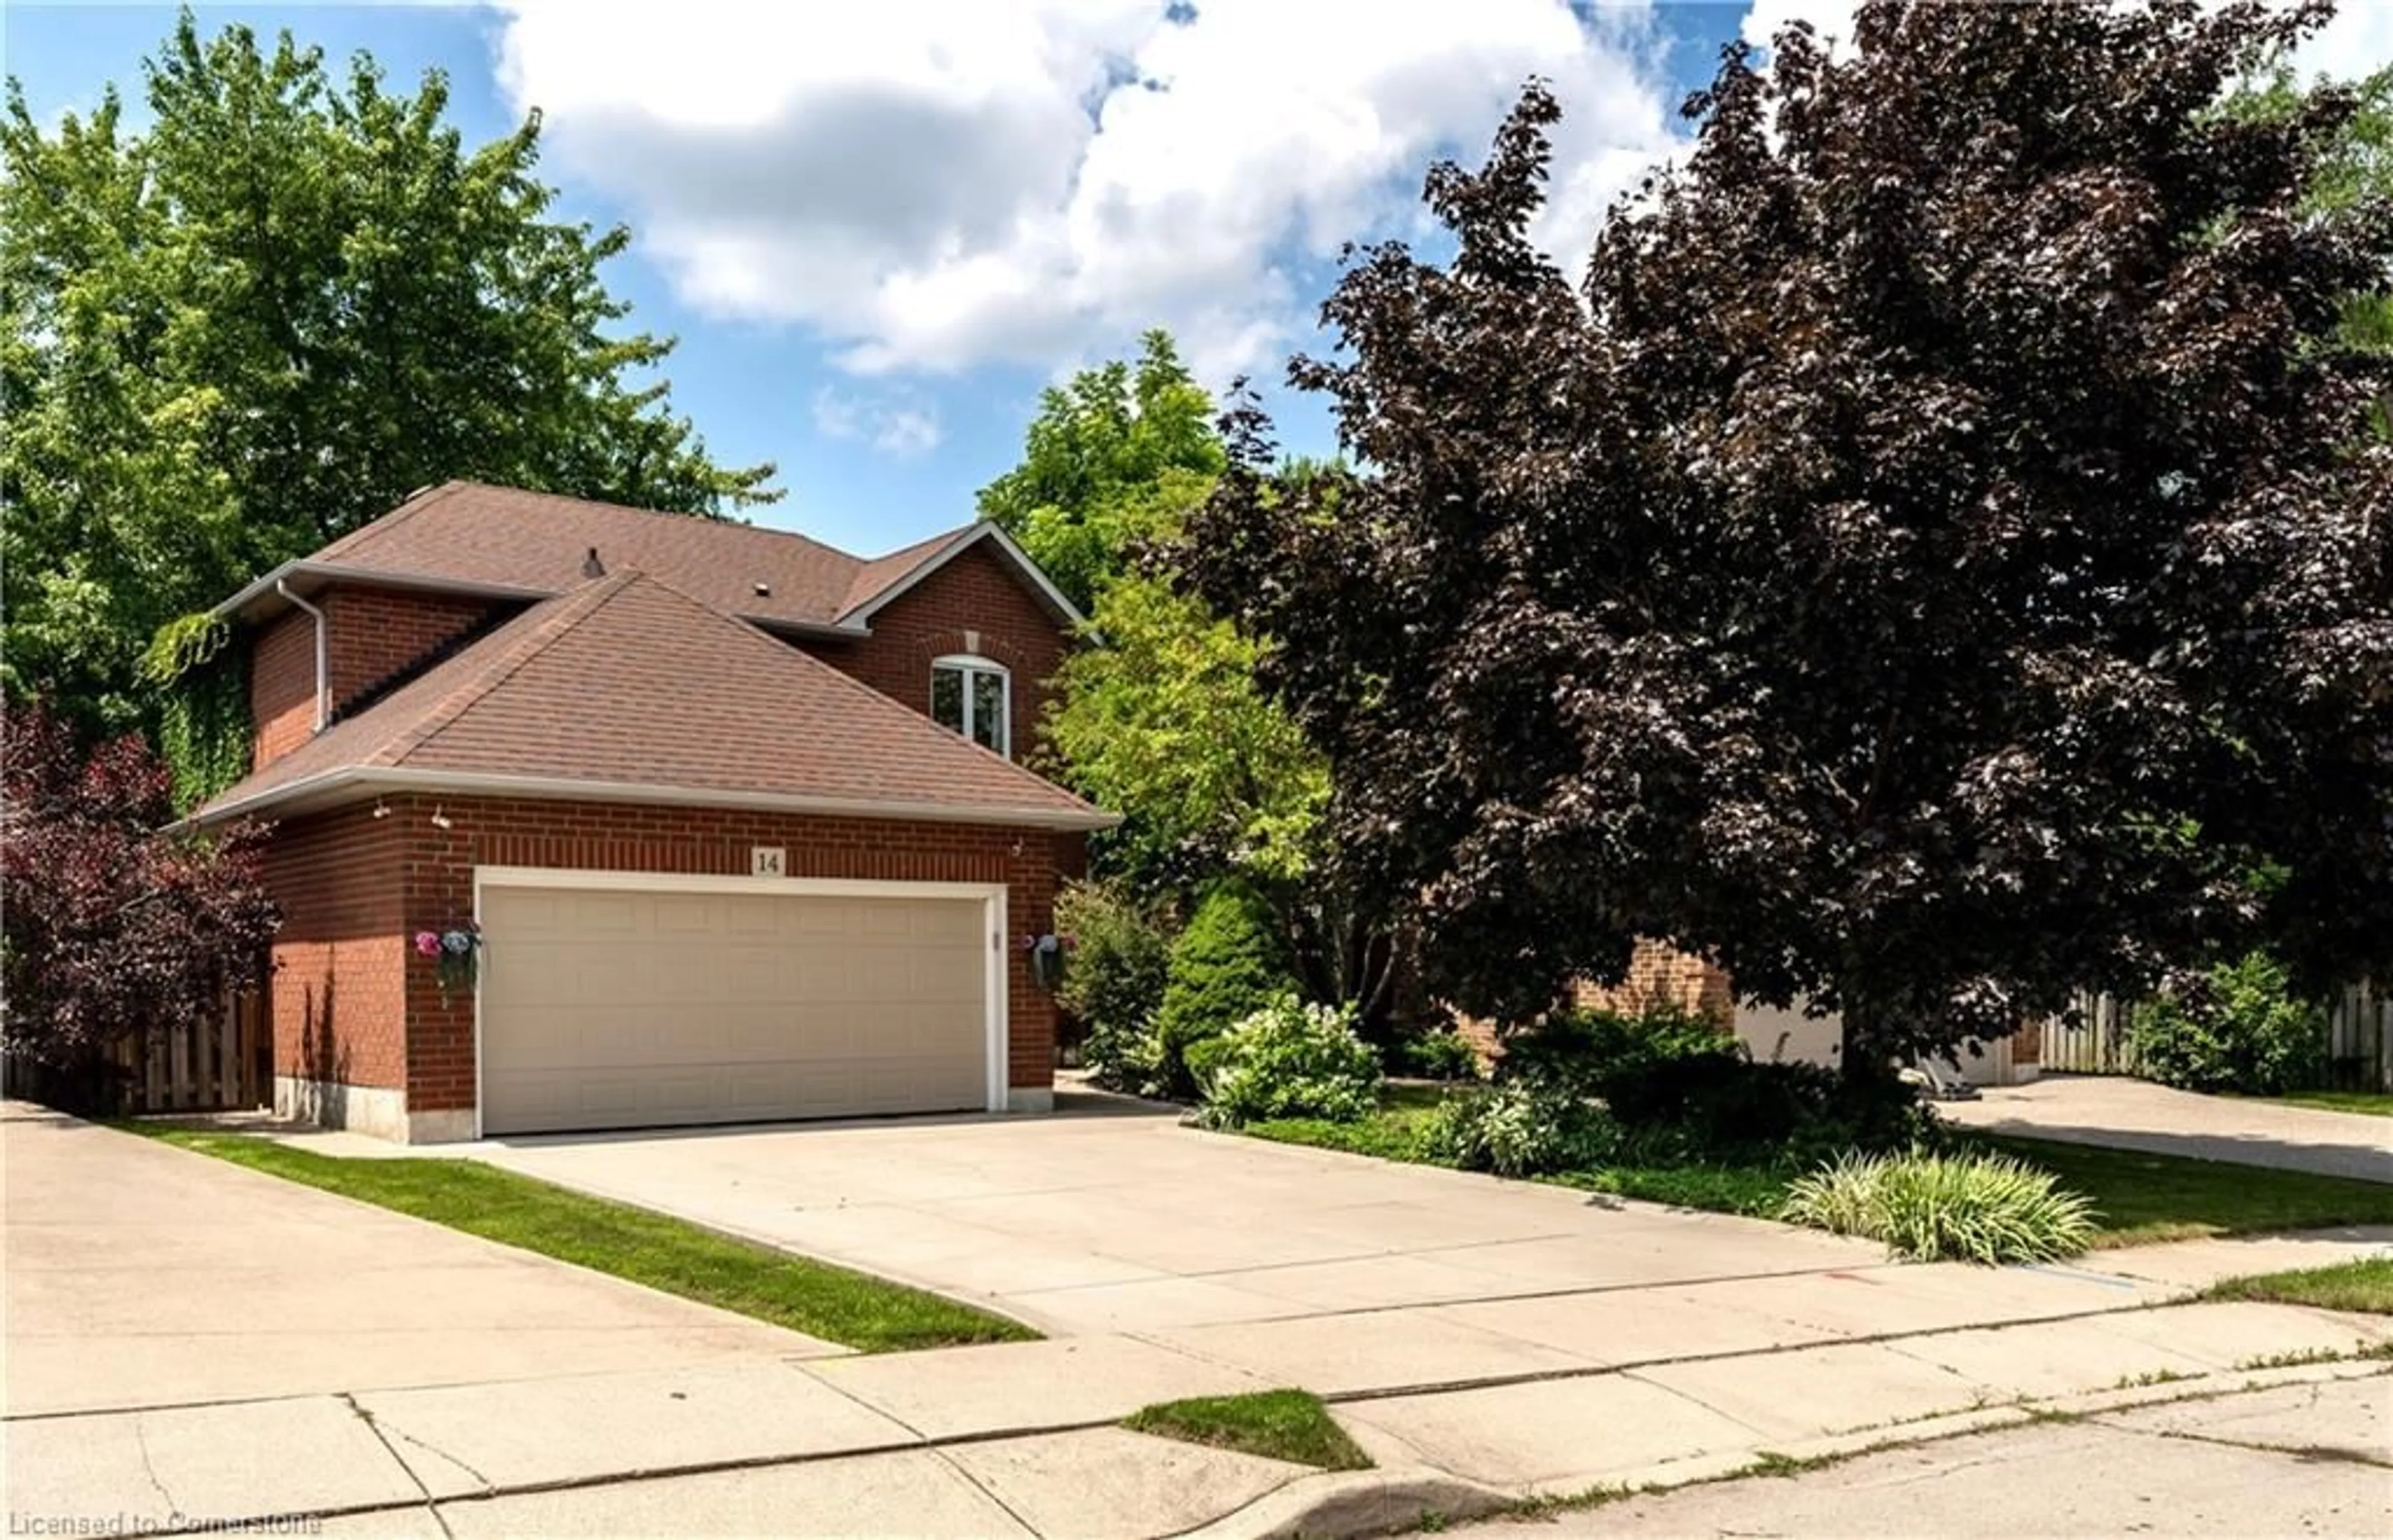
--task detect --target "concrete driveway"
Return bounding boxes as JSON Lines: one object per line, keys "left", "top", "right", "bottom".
{"left": 475, "top": 1091, "right": 1882, "bottom": 1337}
{"left": 1943, "top": 1076, "right": 2392, "bottom": 1182}
{"left": 1, "top": 1102, "right": 834, "bottom": 1418}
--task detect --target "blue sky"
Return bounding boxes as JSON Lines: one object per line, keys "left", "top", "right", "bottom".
{"left": 7, "top": 2, "right": 2384, "bottom": 556}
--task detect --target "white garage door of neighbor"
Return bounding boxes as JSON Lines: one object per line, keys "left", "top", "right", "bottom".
{"left": 478, "top": 879, "right": 996, "bottom": 1136}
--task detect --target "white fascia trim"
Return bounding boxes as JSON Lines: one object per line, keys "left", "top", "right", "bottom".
{"left": 214, "top": 562, "right": 555, "bottom": 622}
{"left": 840, "top": 522, "right": 1090, "bottom": 631}
{"left": 745, "top": 613, "right": 874, "bottom": 640}
{"left": 218, "top": 562, "right": 862, "bottom": 639}
{"left": 189, "top": 765, "right": 1120, "bottom": 832}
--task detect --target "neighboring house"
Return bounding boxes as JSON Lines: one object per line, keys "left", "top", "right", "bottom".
{"left": 186, "top": 482, "right": 1116, "bottom": 1142}
{"left": 1459, "top": 940, "right": 2042, "bottom": 1086}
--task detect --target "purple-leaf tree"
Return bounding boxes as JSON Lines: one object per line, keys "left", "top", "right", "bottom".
{"left": 1181, "top": 0, "right": 2393, "bottom": 1070}
{"left": 2, "top": 701, "right": 279, "bottom": 1108}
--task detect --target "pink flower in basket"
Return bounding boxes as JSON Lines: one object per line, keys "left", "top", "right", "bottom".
{"left": 413, "top": 931, "right": 442, "bottom": 958}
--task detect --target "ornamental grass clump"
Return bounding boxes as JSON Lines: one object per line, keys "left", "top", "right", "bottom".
{"left": 1780, "top": 1150, "right": 2099, "bottom": 1265}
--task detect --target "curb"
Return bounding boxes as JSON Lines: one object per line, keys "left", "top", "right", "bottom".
{"left": 1178, "top": 1466, "right": 1511, "bottom": 1540}
{"left": 1177, "top": 1357, "right": 2393, "bottom": 1540}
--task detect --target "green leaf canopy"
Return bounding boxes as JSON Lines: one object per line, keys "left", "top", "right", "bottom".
{"left": 2, "top": 11, "right": 778, "bottom": 728}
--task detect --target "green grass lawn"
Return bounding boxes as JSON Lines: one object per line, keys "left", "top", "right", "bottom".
{"left": 1970, "top": 1134, "right": 2393, "bottom": 1247}
{"left": 2253, "top": 1089, "right": 2393, "bottom": 1118}
{"left": 1239, "top": 1087, "right": 2393, "bottom": 1248}
{"left": 1246, "top": 1081, "right": 1456, "bottom": 1164}
{"left": 1123, "top": 1390, "right": 1372, "bottom": 1470}
{"left": 133, "top": 1125, "right": 1036, "bottom": 1352}
{"left": 2202, "top": 1256, "right": 2393, "bottom": 1314}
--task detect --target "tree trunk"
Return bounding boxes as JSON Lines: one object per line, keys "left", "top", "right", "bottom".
{"left": 1840, "top": 999, "right": 1895, "bottom": 1084}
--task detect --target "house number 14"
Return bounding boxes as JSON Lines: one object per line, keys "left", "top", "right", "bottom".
{"left": 751, "top": 846, "right": 787, "bottom": 878}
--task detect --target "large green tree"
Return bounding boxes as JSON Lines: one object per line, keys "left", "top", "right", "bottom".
{"left": 976, "top": 328, "right": 1224, "bottom": 613}
{"left": 2228, "top": 60, "right": 2393, "bottom": 386}
{"left": 988, "top": 337, "right": 1395, "bottom": 1023}
{"left": 2, "top": 12, "right": 776, "bottom": 729}
{"left": 1185, "top": 0, "right": 2393, "bottom": 1065}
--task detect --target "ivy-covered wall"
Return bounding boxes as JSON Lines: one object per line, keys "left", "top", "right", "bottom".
{"left": 143, "top": 614, "right": 251, "bottom": 813}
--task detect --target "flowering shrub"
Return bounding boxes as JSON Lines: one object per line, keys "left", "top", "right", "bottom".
{"left": 1191, "top": 998, "right": 1378, "bottom": 1128}
{"left": 1431, "top": 1079, "right": 1617, "bottom": 1178}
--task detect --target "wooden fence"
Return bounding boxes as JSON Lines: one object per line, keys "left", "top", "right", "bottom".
{"left": 2042, "top": 980, "right": 2392, "bottom": 1091}
{"left": 27, "top": 987, "right": 275, "bottom": 1114}
{"left": 2329, "top": 980, "right": 2392, "bottom": 1091}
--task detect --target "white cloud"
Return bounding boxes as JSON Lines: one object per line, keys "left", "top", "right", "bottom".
{"left": 1740, "top": 0, "right": 1858, "bottom": 60}
{"left": 2290, "top": 1, "right": 2393, "bottom": 82}
{"left": 811, "top": 386, "right": 945, "bottom": 456}
{"left": 491, "top": 0, "right": 1684, "bottom": 383}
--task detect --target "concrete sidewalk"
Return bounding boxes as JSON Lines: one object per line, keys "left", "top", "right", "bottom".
{"left": 1944, "top": 1076, "right": 2392, "bottom": 1182}
{"left": 10, "top": 1108, "right": 2391, "bottom": 1538}
{"left": 1453, "top": 1374, "right": 2393, "bottom": 1538}
{"left": 12, "top": 1232, "right": 2390, "bottom": 1538}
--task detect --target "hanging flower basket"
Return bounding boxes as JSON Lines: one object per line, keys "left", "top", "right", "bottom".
{"left": 415, "top": 922, "right": 482, "bottom": 997}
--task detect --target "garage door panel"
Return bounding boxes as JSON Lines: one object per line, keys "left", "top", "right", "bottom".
{"left": 479, "top": 883, "right": 993, "bottom": 1135}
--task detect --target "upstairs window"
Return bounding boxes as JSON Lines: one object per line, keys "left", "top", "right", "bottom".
{"left": 932, "top": 654, "right": 1010, "bottom": 756}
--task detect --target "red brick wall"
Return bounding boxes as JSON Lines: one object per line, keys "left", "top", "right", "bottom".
{"left": 799, "top": 542, "right": 1070, "bottom": 759}
{"left": 1569, "top": 942, "right": 1735, "bottom": 1024}
{"left": 260, "top": 803, "right": 408, "bottom": 1090}
{"left": 1454, "top": 940, "right": 1734, "bottom": 1058}
{"left": 248, "top": 586, "right": 497, "bottom": 770}
{"left": 250, "top": 611, "right": 318, "bottom": 770}
{"left": 324, "top": 587, "right": 496, "bottom": 710}
{"left": 371, "top": 794, "right": 1063, "bottom": 1115}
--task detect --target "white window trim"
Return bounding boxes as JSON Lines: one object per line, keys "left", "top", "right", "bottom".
{"left": 932, "top": 653, "right": 1011, "bottom": 757}
{"left": 470, "top": 866, "right": 1010, "bottom": 1137}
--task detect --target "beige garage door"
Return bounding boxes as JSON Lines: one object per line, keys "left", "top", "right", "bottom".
{"left": 479, "top": 882, "right": 992, "bottom": 1136}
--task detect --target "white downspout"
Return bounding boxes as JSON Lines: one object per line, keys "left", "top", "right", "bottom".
{"left": 275, "top": 579, "right": 329, "bottom": 732}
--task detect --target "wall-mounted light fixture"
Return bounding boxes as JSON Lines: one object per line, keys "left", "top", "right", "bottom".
{"left": 371, "top": 798, "right": 391, "bottom": 820}
{"left": 429, "top": 805, "right": 452, "bottom": 830}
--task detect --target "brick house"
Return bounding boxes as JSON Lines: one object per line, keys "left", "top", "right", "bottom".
{"left": 1459, "top": 942, "right": 2043, "bottom": 1087}
{"left": 188, "top": 482, "right": 1114, "bottom": 1142}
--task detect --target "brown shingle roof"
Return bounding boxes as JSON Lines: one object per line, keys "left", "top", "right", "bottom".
{"left": 309, "top": 482, "right": 875, "bottom": 628}
{"left": 193, "top": 570, "right": 1112, "bottom": 830}
{"left": 223, "top": 481, "right": 1084, "bottom": 632}
{"left": 839, "top": 524, "right": 982, "bottom": 616}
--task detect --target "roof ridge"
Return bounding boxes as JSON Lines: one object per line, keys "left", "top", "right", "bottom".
{"left": 317, "top": 481, "right": 468, "bottom": 561}
{"left": 439, "top": 479, "right": 862, "bottom": 563}
{"left": 838, "top": 522, "right": 982, "bottom": 615}
{"left": 371, "top": 572, "right": 644, "bottom": 769}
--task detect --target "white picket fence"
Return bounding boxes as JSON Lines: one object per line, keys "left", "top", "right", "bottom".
{"left": 2042, "top": 980, "right": 2391, "bottom": 1091}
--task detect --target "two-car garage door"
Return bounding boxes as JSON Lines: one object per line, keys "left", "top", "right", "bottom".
{"left": 477, "top": 878, "right": 997, "bottom": 1136}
